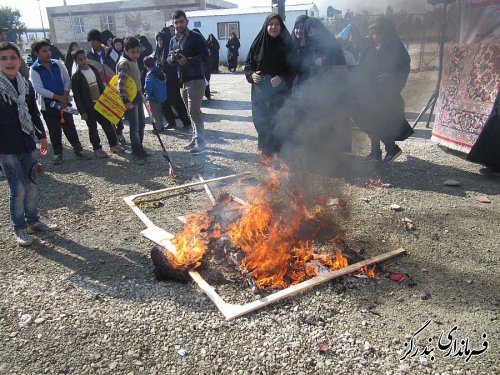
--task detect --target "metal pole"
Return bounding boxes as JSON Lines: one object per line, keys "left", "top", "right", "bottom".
{"left": 63, "top": 0, "right": 77, "bottom": 42}
{"left": 37, "top": 0, "right": 47, "bottom": 38}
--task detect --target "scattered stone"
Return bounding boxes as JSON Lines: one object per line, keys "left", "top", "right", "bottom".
{"left": 326, "top": 198, "right": 348, "bottom": 207}
{"left": 399, "top": 363, "right": 411, "bottom": 373}
{"left": 443, "top": 179, "right": 460, "bottom": 186}
{"left": 34, "top": 318, "right": 46, "bottom": 325}
{"left": 109, "top": 362, "right": 118, "bottom": 370}
{"left": 476, "top": 196, "right": 492, "bottom": 204}
{"left": 419, "top": 357, "right": 429, "bottom": 366}
{"left": 361, "top": 197, "right": 371, "bottom": 203}
{"left": 403, "top": 218, "right": 416, "bottom": 231}
{"left": 390, "top": 204, "right": 403, "bottom": 212}
{"left": 19, "top": 314, "right": 32, "bottom": 328}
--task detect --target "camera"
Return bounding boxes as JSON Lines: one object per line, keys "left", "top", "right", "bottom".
{"left": 172, "top": 49, "right": 183, "bottom": 60}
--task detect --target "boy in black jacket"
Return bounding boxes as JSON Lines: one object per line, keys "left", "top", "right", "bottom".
{"left": 0, "top": 42, "right": 58, "bottom": 246}
{"left": 71, "top": 49, "right": 124, "bottom": 157}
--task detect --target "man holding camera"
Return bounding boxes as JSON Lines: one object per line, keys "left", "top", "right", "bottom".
{"left": 168, "top": 10, "right": 210, "bottom": 154}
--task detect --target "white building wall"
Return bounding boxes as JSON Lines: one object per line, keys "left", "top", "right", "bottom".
{"left": 187, "top": 10, "right": 309, "bottom": 63}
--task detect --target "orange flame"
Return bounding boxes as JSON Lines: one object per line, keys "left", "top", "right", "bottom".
{"left": 359, "top": 265, "right": 377, "bottom": 279}
{"left": 169, "top": 159, "right": 350, "bottom": 289}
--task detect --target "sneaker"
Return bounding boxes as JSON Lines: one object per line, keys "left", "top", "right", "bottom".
{"left": 479, "top": 167, "right": 500, "bottom": 176}
{"left": 184, "top": 138, "right": 196, "bottom": 150}
{"left": 94, "top": 149, "right": 108, "bottom": 158}
{"left": 383, "top": 146, "right": 402, "bottom": 163}
{"left": 27, "top": 221, "right": 59, "bottom": 234}
{"left": 15, "top": 228, "right": 33, "bottom": 247}
{"left": 52, "top": 154, "right": 63, "bottom": 165}
{"left": 75, "top": 150, "right": 93, "bottom": 160}
{"left": 190, "top": 145, "right": 206, "bottom": 154}
{"left": 110, "top": 145, "right": 125, "bottom": 154}
{"left": 365, "top": 151, "right": 382, "bottom": 161}
{"left": 117, "top": 134, "right": 126, "bottom": 146}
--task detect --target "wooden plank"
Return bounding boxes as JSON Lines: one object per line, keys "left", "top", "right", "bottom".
{"left": 123, "top": 196, "right": 155, "bottom": 228}
{"left": 141, "top": 224, "right": 405, "bottom": 320}
{"left": 199, "top": 174, "right": 248, "bottom": 206}
{"left": 125, "top": 172, "right": 251, "bottom": 200}
{"left": 198, "top": 175, "right": 216, "bottom": 204}
{"left": 231, "top": 195, "right": 248, "bottom": 206}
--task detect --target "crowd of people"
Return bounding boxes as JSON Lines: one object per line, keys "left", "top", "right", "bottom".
{"left": 0, "top": 11, "right": 498, "bottom": 248}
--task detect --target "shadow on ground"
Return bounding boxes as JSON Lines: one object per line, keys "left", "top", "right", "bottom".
{"left": 32, "top": 233, "right": 216, "bottom": 313}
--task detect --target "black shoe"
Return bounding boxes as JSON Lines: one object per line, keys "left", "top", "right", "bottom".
{"left": 182, "top": 123, "right": 192, "bottom": 129}
{"left": 365, "top": 151, "right": 382, "bottom": 161}
{"left": 383, "top": 146, "right": 402, "bottom": 163}
{"left": 190, "top": 145, "right": 206, "bottom": 154}
{"left": 165, "top": 124, "right": 176, "bottom": 130}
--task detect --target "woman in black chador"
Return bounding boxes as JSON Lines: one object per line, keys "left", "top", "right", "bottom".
{"left": 467, "top": 90, "right": 500, "bottom": 176}
{"left": 226, "top": 32, "right": 240, "bottom": 72}
{"left": 64, "top": 42, "right": 79, "bottom": 78}
{"left": 303, "top": 17, "right": 346, "bottom": 79}
{"left": 207, "top": 34, "right": 220, "bottom": 73}
{"left": 291, "top": 14, "right": 309, "bottom": 86}
{"left": 244, "top": 14, "right": 295, "bottom": 157}
{"left": 353, "top": 16, "right": 413, "bottom": 162}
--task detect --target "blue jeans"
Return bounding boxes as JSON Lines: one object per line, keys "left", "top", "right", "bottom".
{"left": 126, "top": 95, "right": 146, "bottom": 154}
{"left": 0, "top": 151, "right": 40, "bottom": 230}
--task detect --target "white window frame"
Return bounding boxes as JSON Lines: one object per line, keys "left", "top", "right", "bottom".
{"left": 217, "top": 21, "right": 240, "bottom": 40}
{"left": 101, "top": 15, "right": 114, "bottom": 32}
{"left": 74, "top": 16, "right": 85, "bottom": 34}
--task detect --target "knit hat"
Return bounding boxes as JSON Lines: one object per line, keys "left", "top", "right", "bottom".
{"left": 87, "top": 29, "right": 102, "bottom": 42}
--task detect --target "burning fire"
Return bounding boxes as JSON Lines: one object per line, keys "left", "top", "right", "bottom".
{"left": 168, "top": 159, "right": 373, "bottom": 289}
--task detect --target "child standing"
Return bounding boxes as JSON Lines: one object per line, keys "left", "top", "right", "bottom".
{"left": 0, "top": 42, "right": 58, "bottom": 246}
{"left": 30, "top": 39, "right": 91, "bottom": 164}
{"left": 116, "top": 37, "right": 147, "bottom": 164}
{"left": 143, "top": 55, "right": 167, "bottom": 133}
{"left": 71, "top": 49, "right": 125, "bottom": 158}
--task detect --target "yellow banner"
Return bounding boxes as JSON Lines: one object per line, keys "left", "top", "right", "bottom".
{"left": 94, "top": 84, "right": 125, "bottom": 126}
{"left": 109, "top": 74, "right": 137, "bottom": 102}
{"left": 94, "top": 75, "right": 138, "bottom": 125}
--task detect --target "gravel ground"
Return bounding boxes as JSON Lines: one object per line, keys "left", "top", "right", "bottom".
{"left": 0, "top": 71, "right": 498, "bottom": 374}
